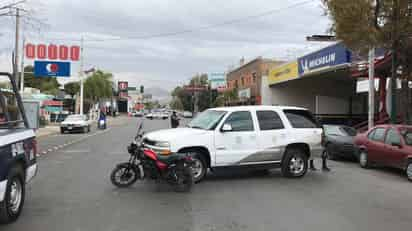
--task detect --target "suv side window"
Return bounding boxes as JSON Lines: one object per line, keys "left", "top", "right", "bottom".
{"left": 283, "top": 109, "right": 319, "bottom": 128}
{"left": 223, "top": 111, "right": 254, "bottom": 132}
{"left": 371, "top": 128, "right": 386, "bottom": 142}
{"left": 385, "top": 128, "right": 401, "bottom": 145}
{"left": 256, "top": 110, "right": 284, "bottom": 130}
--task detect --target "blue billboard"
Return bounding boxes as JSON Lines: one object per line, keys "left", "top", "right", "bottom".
{"left": 298, "top": 43, "right": 351, "bottom": 75}
{"left": 34, "top": 61, "right": 71, "bottom": 77}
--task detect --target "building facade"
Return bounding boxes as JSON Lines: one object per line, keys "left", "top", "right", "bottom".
{"left": 226, "top": 57, "right": 284, "bottom": 105}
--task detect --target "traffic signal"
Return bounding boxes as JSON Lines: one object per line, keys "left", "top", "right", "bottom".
{"left": 140, "top": 85, "right": 144, "bottom": 94}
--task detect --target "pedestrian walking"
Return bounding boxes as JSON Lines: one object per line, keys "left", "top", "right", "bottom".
{"left": 171, "top": 111, "right": 180, "bottom": 128}
{"left": 321, "top": 149, "right": 331, "bottom": 171}
{"left": 309, "top": 156, "right": 317, "bottom": 171}
{"left": 309, "top": 153, "right": 331, "bottom": 171}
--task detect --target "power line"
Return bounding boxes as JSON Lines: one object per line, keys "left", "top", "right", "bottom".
{"left": 39, "top": 0, "right": 313, "bottom": 43}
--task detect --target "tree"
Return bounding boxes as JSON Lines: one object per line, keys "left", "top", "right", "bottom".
{"left": 23, "top": 65, "right": 60, "bottom": 95}
{"left": 83, "top": 70, "right": 113, "bottom": 102}
{"left": 171, "top": 86, "right": 193, "bottom": 111}
{"left": 64, "top": 82, "right": 80, "bottom": 98}
{"left": 170, "top": 97, "right": 184, "bottom": 111}
{"left": 323, "top": 0, "right": 412, "bottom": 123}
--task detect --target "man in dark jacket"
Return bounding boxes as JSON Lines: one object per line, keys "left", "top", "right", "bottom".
{"left": 171, "top": 111, "right": 180, "bottom": 128}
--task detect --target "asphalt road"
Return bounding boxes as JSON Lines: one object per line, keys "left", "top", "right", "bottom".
{"left": 5, "top": 117, "right": 412, "bottom": 231}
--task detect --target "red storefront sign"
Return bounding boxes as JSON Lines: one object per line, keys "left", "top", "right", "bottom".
{"left": 25, "top": 43, "right": 80, "bottom": 61}
{"left": 118, "top": 81, "right": 128, "bottom": 91}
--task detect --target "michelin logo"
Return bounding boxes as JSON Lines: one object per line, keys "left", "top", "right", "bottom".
{"left": 300, "top": 52, "right": 336, "bottom": 73}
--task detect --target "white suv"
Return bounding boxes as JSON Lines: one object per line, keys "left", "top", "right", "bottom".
{"left": 143, "top": 105, "right": 323, "bottom": 182}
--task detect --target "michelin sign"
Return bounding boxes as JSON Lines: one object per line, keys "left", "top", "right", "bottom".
{"left": 298, "top": 43, "right": 351, "bottom": 75}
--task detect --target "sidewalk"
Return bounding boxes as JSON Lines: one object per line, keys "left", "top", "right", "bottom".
{"left": 36, "top": 126, "right": 60, "bottom": 138}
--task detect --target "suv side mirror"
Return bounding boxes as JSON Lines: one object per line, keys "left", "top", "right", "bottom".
{"left": 391, "top": 142, "right": 402, "bottom": 148}
{"left": 221, "top": 123, "right": 232, "bottom": 132}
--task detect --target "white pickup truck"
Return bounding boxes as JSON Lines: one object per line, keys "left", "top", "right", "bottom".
{"left": 143, "top": 105, "right": 323, "bottom": 182}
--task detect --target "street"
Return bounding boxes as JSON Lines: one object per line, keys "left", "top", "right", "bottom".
{"left": 4, "top": 116, "right": 412, "bottom": 231}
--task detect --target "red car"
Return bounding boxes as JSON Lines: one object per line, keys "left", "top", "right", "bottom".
{"left": 354, "top": 124, "right": 412, "bottom": 181}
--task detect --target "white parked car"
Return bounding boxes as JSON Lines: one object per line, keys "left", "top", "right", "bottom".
{"left": 146, "top": 112, "right": 168, "bottom": 120}
{"left": 143, "top": 106, "right": 323, "bottom": 182}
{"left": 182, "top": 111, "right": 193, "bottom": 118}
{"left": 60, "top": 114, "right": 92, "bottom": 133}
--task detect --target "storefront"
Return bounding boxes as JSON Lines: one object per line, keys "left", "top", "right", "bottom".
{"left": 262, "top": 43, "right": 366, "bottom": 125}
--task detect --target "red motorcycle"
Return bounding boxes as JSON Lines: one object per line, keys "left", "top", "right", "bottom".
{"left": 110, "top": 123, "right": 194, "bottom": 192}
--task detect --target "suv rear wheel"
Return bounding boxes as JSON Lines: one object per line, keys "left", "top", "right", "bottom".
{"left": 281, "top": 148, "right": 308, "bottom": 178}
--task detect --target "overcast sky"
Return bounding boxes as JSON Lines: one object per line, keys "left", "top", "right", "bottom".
{"left": 0, "top": 0, "right": 332, "bottom": 91}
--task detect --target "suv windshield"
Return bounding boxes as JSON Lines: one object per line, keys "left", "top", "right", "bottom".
{"left": 65, "top": 115, "right": 84, "bottom": 121}
{"left": 188, "top": 110, "right": 226, "bottom": 130}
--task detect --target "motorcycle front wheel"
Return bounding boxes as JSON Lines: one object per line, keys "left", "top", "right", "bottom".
{"left": 173, "top": 166, "right": 193, "bottom": 192}
{"left": 110, "top": 163, "right": 140, "bottom": 188}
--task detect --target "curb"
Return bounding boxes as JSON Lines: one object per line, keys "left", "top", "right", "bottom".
{"left": 36, "top": 127, "right": 60, "bottom": 138}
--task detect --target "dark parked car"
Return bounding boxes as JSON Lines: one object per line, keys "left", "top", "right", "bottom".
{"left": 354, "top": 124, "right": 412, "bottom": 181}
{"left": 322, "top": 125, "right": 358, "bottom": 160}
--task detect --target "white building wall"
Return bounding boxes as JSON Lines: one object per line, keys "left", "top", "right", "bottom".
{"left": 261, "top": 75, "right": 359, "bottom": 114}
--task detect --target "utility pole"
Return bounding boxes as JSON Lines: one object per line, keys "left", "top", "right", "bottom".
{"left": 390, "top": 0, "right": 400, "bottom": 124}
{"left": 368, "top": 47, "right": 375, "bottom": 129}
{"left": 20, "top": 37, "right": 25, "bottom": 94}
{"left": 79, "top": 37, "right": 84, "bottom": 115}
{"left": 14, "top": 8, "right": 20, "bottom": 82}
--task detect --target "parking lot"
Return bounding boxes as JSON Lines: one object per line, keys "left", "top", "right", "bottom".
{"left": 6, "top": 117, "right": 412, "bottom": 231}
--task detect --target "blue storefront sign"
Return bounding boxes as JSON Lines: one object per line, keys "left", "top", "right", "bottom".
{"left": 298, "top": 43, "right": 351, "bottom": 75}
{"left": 34, "top": 61, "right": 71, "bottom": 77}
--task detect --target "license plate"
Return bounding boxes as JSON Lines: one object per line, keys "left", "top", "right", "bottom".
{"left": 68, "top": 126, "right": 73, "bottom": 130}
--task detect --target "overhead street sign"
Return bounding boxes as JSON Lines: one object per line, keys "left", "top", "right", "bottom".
{"left": 184, "top": 85, "right": 208, "bottom": 92}
{"left": 34, "top": 61, "right": 71, "bottom": 77}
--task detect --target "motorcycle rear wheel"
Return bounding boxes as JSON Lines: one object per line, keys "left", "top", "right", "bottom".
{"left": 110, "top": 163, "right": 140, "bottom": 188}
{"left": 173, "top": 166, "right": 193, "bottom": 192}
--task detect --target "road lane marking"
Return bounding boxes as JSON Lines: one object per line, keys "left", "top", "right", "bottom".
{"left": 38, "top": 128, "right": 112, "bottom": 156}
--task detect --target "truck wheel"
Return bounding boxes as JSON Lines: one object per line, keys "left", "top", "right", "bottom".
{"left": 281, "top": 148, "right": 308, "bottom": 178}
{"left": 181, "top": 150, "right": 207, "bottom": 183}
{"left": 406, "top": 161, "right": 412, "bottom": 182}
{"left": 0, "top": 166, "right": 25, "bottom": 224}
{"left": 359, "top": 150, "right": 369, "bottom": 168}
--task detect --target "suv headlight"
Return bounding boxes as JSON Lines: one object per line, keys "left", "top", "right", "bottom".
{"left": 155, "top": 141, "right": 170, "bottom": 148}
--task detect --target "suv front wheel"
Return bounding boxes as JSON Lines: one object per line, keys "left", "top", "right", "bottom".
{"left": 281, "top": 148, "right": 308, "bottom": 178}
{"left": 181, "top": 150, "right": 207, "bottom": 183}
